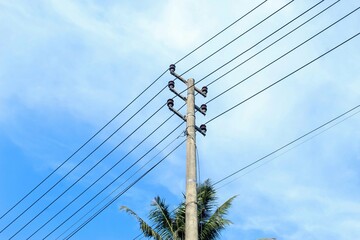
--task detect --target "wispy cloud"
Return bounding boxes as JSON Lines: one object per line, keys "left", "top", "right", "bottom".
{"left": 0, "top": 0, "right": 359, "bottom": 239}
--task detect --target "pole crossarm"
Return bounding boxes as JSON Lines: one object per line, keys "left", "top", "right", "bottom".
{"left": 167, "top": 64, "right": 208, "bottom": 136}
{"left": 169, "top": 64, "right": 208, "bottom": 97}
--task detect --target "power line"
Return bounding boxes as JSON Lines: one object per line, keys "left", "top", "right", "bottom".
{"left": 0, "top": 71, "right": 167, "bottom": 222}
{"left": 132, "top": 99, "right": 353, "bottom": 240}
{"left": 54, "top": 130, "right": 186, "bottom": 240}
{"left": 215, "top": 108, "right": 360, "bottom": 189}
{"left": 206, "top": 31, "right": 360, "bottom": 125}
{"left": 176, "top": 0, "right": 295, "bottom": 78}
{"left": 213, "top": 104, "right": 360, "bottom": 186}
{"left": 130, "top": 2, "right": 306, "bottom": 237}
{"left": 129, "top": 27, "right": 360, "bottom": 239}
{"left": 1, "top": 89, "right": 169, "bottom": 236}
{"left": 68, "top": 6, "right": 338, "bottom": 233}
{"left": 102, "top": 4, "right": 358, "bottom": 238}
{"left": 175, "top": 0, "right": 338, "bottom": 101}
{"left": 22, "top": 101, "right": 186, "bottom": 238}
{"left": 205, "top": 6, "right": 360, "bottom": 107}
{"left": 7, "top": 10, "right": 278, "bottom": 233}
{"left": 6, "top": 101, "right": 166, "bottom": 238}
{"left": 4, "top": 1, "right": 346, "bottom": 238}
{"left": 63, "top": 139, "right": 186, "bottom": 240}
{"left": 29, "top": 121, "right": 184, "bottom": 239}
{"left": 169, "top": 0, "right": 300, "bottom": 102}
{"left": 174, "top": 0, "right": 268, "bottom": 64}
{"left": 127, "top": 5, "right": 355, "bottom": 238}
{"left": 130, "top": 96, "right": 359, "bottom": 239}
{"left": 69, "top": 6, "right": 359, "bottom": 239}
{"left": 1, "top": 0, "right": 263, "bottom": 223}
{"left": 198, "top": 0, "right": 334, "bottom": 86}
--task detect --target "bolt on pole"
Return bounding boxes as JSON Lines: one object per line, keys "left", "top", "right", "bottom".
{"left": 166, "top": 64, "right": 208, "bottom": 240}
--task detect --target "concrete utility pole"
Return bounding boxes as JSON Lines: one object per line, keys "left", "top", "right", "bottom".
{"left": 185, "top": 77, "right": 198, "bottom": 240}
{"left": 167, "top": 64, "right": 208, "bottom": 240}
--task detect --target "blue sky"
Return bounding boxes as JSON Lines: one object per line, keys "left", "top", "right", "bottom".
{"left": 0, "top": 0, "right": 359, "bottom": 239}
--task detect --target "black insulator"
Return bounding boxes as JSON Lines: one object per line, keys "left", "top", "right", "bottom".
{"left": 167, "top": 99, "right": 174, "bottom": 108}
{"left": 169, "top": 64, "right": 176, "bottom": 72}
{"left": 201, "top": 86, "right": 208, "bottom": 95}
{"left": 168, "top": 80, "right": 175, "bottom": 89}
{"left": 200, "top": 104, "right": 207, "bottom": 113}
{"left": 200, "top": 124, "right": 207, "bottom": 133}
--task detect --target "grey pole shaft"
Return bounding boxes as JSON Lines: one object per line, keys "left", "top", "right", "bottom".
{"left": 185, "top": 78, "right": 198, "bottom": 240}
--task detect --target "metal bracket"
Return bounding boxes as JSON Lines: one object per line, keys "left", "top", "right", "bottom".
{"left": 195, "top": 125, "right": 206, "bottom": 136}
{"left": 169, "top": 84, "right": 187, "bottom": 102}
{"left": 168, "top": 64, "right": 208, "bottom": 137}
{"left": 195, "top": 104, "right": 206, "bottom": 116}
{"left": 169, "top": 64, "right": 208, "bottom": 98}
{"left": 168, "top": 106, "right": 186, "bottom": 122}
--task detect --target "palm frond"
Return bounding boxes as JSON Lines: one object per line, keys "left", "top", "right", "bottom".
{"left": 200, "top": 195, "right": 237, "bottom": 240}
{"left": 174, "top": 202, "right": 186, "bottom": 239}
{"left": 150, "top": 196, "right": 176, "bottom": 238}
{"left": 120, "top": 206, "right": 162, "bottom": 240}
{"left": 121, "top": 179, "right": 236, "bottom": 240}
{"left": 197, "top": 179, "right": 217, "bottom": 221}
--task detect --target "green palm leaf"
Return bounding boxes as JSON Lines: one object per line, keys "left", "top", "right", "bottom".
{"left": 121, "top": 179, "right": 236, "bottom": 240}
{"left": 120, "top": 206, "right": 162, "bottom": 240}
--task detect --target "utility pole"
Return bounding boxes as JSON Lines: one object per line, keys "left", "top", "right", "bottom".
{"left": 167, "top": 64, "right": 207, "bottom": 240}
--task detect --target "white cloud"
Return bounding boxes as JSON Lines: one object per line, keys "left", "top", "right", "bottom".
{"left": 0, "top": 0, "right": 359, "bottom": 239}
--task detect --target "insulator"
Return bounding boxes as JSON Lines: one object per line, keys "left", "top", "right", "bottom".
{"left": 168, "top": 80, "right": 175, "bottom": 89}
{"left": 169, "top": 64, "right": 176, "bottom": 72}
{"left": 201, "top": 86, "right": 208, "bottom": 95}
{"left": 200, "top": 104, "right": 207, "bottom": 113}
{"left": 167, "top": 99, "right": 174, "bottom": 108}
{"left": 200, "top": 124, "right": 207, "bottom": 133}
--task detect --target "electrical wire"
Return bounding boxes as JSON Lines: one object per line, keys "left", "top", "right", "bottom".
{"left": 25, "top": 98, "right": 186, "bottom": 238}
{"left": 0, "top": 0, "right": 263, "bottom": 223}
{"left": 134, "top": 4, "right": 357, "bottom": 238}
{"left": 174, "top": 0, "right": 268, "bottom": 64}
{"left": 131, "top": 28, "right": 360, "bottom": 240}
{"left": 16, "top": 81, "right": 183, "bottom": 237}
{"left": 63, "top": 139, "right": 186, "bottom": 240}
{"left": 7, "top": 102, "right": 167, "bottom": 238}
{"left": 206, "top": 31, "right": 360, "bottom": 125}
{"left": 169, "top": 0, "right": 310, "bottom": 118}
{"left": 0, "top": 88, "right": 166, "bottom": 236}
{"left": 0, "top": 0, "right": 298, "bottom": 238}
{"left": 130, "top": 107, "right": 360, "bottom": 240}
{"left": 205, "top": 6, "right": 360, "bottom": 106}
{"left": 14, "top": 88, "right": 190, "bottom": 237}
{"left": 176, "top": 0, "right": 295, "bottom": 79}
{"left": 213, "top": 104, "right": 360, "bottom": 186}
{"left": 40, "top": 3, "right": 291, "bottom": 233}
{"left": 198, "top": 0, "right": 334, "bottom": 86}
{"left": 174, "top": 0, "right": 338, "bottom": 99}
{"left": 68, "top": 7, "right": 359, "bottom": 239}
{"left": 215, "top": 108, "right": 360, "bottom": 189}
{"left": 3, "top": 1, "right": 344, "bottom": 237}
{"left": 20, "top": 97, "right": 183, "bottom": 238}
{"left": 54, "top": 130, "right": 186, "bottom": 240}
{"left": 26, "top": 120, "right": 184, "bottom": 239}
{"left": 1, "top": 0, "right": 264, "bottom": 225}
{"left": 127, "top": 5, "right": 359, "bottom": 238}
{"left": 0, "top": 69, "right": 167, "bottom": 222}
{"left": 40, "top": 122, "right": 184, "bottom": 239}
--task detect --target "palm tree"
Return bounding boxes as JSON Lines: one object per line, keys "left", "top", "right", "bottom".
{"left": 120, "top": 179, "right": 236, "bottom": 240}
